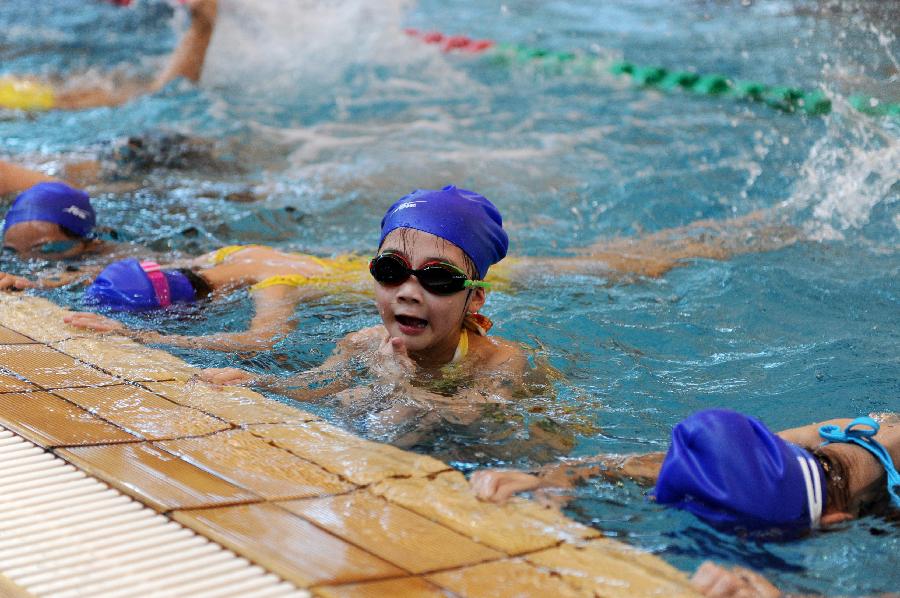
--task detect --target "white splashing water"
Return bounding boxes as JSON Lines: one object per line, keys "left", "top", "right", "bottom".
{"left": 199, "top": 0, "right": 416, "bottom": 94}
{"left": 784, "top": 12, "right": 899, "bottom": 242}
{"left": 784, "top": 112, "right": 899, "bottom": 241}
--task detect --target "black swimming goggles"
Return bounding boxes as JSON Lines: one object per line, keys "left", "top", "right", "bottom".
{"left": 369, "top": 251, "right": 490, "bottom": 296}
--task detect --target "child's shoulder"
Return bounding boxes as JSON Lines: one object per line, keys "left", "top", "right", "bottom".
{"left": 473, "top": 334, "right": 527, "bottom": 371}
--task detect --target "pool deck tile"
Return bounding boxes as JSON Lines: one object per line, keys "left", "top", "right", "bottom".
{"left": 58, "top": 441, "right": 260, "bottom": 511}
{"left": 0, "top": 326, "right": 35, "bottom": 345}
{"left": 0, "top": 391, "right": 137, "bottom": 447}
{"left": 0, "top": 295, "right": 85, "bottom": 343}
{"left": 173, "top": 502, "right": 404, "bottom": 587}
{"left": 371, "top": 471, "right": 600, "bottom": 555}
{"left": 0, "top": 345, "right": 121, "bottom": 389}
{"left": 0, "top": 370, "right": 39, "bottom": 393}
{"left": 145, "top": 380, "right": 318, "bottom": 425}
{"left": 53, "top": 336, "right": 197, "bottom": 382}
{"left": 426, "top": 559, "right": 590, "bottom": 598}
{"left": 524, "top": 539, "right": 698, "bottom": 597}
{"left": 281, "top": 490, "right": 504, "bottom": 574}
{"left": 52, "top": 384, "right": 229, "bottom": 440}
{"left": 248, "top": 422, "right": 450, "bottom": 485}
{"left": 313, "top": 577, "right": 448, "bottom": 598}
{"left": 158, "top": 429, "right": 354, "bottom": 500}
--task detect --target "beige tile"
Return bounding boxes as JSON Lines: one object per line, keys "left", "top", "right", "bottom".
{"left": 0, "top": 391, "right": 136, "bottom": 447}
{"left": 314, "top": 577, "right": 447, "bottom": 598}
{"left": 0, "top": 345, "right": 120, "bottom": 389}
{"left": 0, "top": 325, "right": 35, "bottom": 344}
{"left": 0, "top": 369, "right": 39, "bottom": 393}
{"left": 54, "top": 337, "right": 197, "bottom": 382}
{"left": 371, "top": 471, "right": 599, "bottom": 555}
{"left": 427, "top": 559, "right": 588, "bottom": 598}
{"left": 524, "top": 540, "right": 699, "bottom": 598}
{"left": 158, "top": 429, "right": 353, "bottom": 500}
{"left": 173, "top": 503, "right": 403, "bottom": 587}
{"left": 53, "top": 385, "right": 228, "bottom": 440}
{"left": 0, "top": 295, "right": 83, "bottom": 343}
{"left": 282, "top": 491, "right": 503, "bottom": 574}
{"left": 58, "top": 442, "right": 259, "bottom": 511}
{"left": 145, "top": 380, "right": 316, "bottom": 426}
{"left": 248, "top": 422, "right": 449, "bottom": 485}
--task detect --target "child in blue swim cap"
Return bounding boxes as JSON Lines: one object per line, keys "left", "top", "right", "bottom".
{"left": 200, "top": 186, "right": 534, "bottom": 447}
{"left": 83, "top": 258, "right": 208, "bottom": 311}
{"left": 2, "top": 181, "right": 99, "bottom": 261}
{"left": 472, "top": 409, "right": 900, "bottom": 535}
{"left": 64, "top": 245, "right": 373, "bottom": 352}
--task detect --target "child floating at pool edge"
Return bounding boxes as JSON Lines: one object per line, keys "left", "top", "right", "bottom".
{"left": 62, "top": 246, "right": 375, "bottom": 352}
{"left": 471, "top": 409, "right": 900, "bottom": 533}
{"left": 199, "top": 186, "right": 531, "bottom": 444}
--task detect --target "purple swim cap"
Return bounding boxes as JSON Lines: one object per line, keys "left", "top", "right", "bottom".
{"left": 654, "top": 409, "right": 825, "bottom": 534}
{"left": 379, "top": 185, "right": 509, "bottom": 278}
{"left": 85, "top": 259, "right": 196, "bottom": 311}
{"left": 3, "top": 182, "right": 96, "bottom": 238}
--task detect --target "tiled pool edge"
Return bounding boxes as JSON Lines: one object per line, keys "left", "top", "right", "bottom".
{"left": 0, "top": 294, "right": 701, "bottom": 597}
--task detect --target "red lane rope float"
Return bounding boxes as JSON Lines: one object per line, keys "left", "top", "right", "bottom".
{"left": 405, "top": 29, "right": 494, "bottom": 53}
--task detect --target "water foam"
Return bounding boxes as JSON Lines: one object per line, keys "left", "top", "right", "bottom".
{"left": 200, "top": 0, "right": 416, "bottom": 94}
{"left": 783, "top": 8, "right": 899, "bottom": 242}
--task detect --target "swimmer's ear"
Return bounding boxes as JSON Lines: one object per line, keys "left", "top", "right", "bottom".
{"left": 466, "top": 287, "right": 486, "bottom": 313}
{"left": 820, "top": 511, "right": 854, "bottom": 526}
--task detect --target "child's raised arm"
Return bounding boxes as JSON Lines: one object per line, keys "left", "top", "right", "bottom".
{"left": 0, "top": 160, "right": 59, "bottom": 195}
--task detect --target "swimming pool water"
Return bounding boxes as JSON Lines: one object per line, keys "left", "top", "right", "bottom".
{"left": 1, "top": 0, "right": 898, "bottom": 594}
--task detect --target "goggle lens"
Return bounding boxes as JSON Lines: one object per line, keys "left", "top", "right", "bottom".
{"left": 369, "top": 252, "right": 484, "bottom": 296}
{"left": 37, "top": 240, "right": 80, "bottom": 255}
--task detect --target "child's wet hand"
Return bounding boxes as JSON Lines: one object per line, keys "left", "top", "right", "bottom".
{"left": 373, "top": 334, "right": 416, "bottom": 379}
{"left": 690, "top": 562, "right": 781, "bottom": 598}
{"left": 185, "top": 0, "right": 217, "bottom": 28}
{"left": 198, "top": 367, "right": 255, "bottom": 386}
{"left": 63, "top": 312, "right": 124, "bottom": 333}
{"left": 470, "top": 470, "right": 542, "bottom": 504}
{"left": 0, "top": 271, "right": 36, "bottom": 291}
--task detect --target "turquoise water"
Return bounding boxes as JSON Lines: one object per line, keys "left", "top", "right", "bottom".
{"left": 2, "top": 0, "right": 898, "bottom": 594}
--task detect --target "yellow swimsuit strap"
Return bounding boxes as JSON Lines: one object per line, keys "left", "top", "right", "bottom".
{"left": 248, "top": 254, "right": 371, "bottom": 292}
{"left": 452, "top": 329, "right": 470, "bottom": 364}
{"left": 0, "top": 78, "right": 56, "bottom": 111}
{"left": 250, "top": 274, "right": 312, "bottom": 291}
{"left": 212, "top": 244, "right": 261, "bottom": 265}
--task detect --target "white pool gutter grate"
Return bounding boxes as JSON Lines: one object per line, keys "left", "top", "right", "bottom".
{"left": 0, "top": 426, "right": 309, "bottom": 598}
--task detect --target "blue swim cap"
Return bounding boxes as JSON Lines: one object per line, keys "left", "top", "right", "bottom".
{"left": 3, "top": 182, "right": 96, "bottom": 238}
{"left": 654, "top": 409, "right": 825, "bottom": 533}
{"left": 85, "top": 259, "right": 196, "bottom": 311}
{"left": 379, "top": 185, "right": 509, "bottom": 279}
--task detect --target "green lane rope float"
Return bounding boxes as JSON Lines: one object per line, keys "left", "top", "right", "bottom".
{"left": 405, "top": 29, "right": 900, "bottom": 119}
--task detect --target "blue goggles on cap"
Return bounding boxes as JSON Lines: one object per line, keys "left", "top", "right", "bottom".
{"left": 820, "top": 417, "right": 900, "bottom": 508}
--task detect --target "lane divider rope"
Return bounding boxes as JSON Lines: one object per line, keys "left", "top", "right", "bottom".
{"left": 405, "top": 28, "right": 900, "bottom": 119}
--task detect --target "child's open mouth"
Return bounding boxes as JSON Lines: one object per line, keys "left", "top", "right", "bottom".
{"left": 395, "top": 314, "right": 428, "bottom": 333}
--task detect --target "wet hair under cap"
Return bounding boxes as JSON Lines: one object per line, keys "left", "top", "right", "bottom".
{"left": 379, "top": 185, "right": 509, "bottom": 279}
